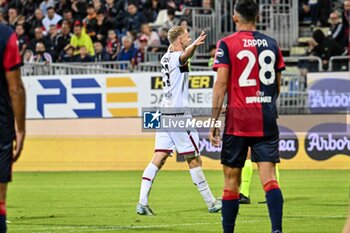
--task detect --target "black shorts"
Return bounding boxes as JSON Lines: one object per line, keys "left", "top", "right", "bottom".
{"left": 221, "top": 134, "right": 280, "bottom": 168}
{"left": 0, "top": 141, "right": 13, "bottom": 183}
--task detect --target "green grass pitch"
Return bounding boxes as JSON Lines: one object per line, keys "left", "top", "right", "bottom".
{"left": 6, "top": 170, "right": 350, "bottom": 233}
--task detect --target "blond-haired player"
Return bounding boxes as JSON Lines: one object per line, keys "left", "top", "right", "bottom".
{"left": 136, "top": 26, "right": 222, "bottom": 215}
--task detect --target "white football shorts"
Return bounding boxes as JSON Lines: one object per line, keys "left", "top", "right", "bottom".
{"left": 154, "top": 123, "right": 200, "bottom": 157}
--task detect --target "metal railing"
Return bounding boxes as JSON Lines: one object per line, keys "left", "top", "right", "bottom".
{"left": 284, "top": 56, "right": 323, "bottom": 71}
{"left": 22, "top": 61, "right": 131, "bottom": 76}
{"left": 21, "top": 56, "right": 329, "bottom": 76}
{"left": 134, "top": 62, "right": 162, "bottom": 72}
{"left": 328, "top": 55, "right": 350, "bottom": 71}
{"left": 278, "top": 73, "right": 308, "bottom": 114}
{"left": 215, "top": 0, "right": 299, "bottom": 51}
{"left": 178, "top": 7, "right": 218, "bottom": 57}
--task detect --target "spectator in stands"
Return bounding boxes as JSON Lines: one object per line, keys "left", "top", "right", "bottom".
{"left": 59, "top": 44, "right": 75, "bottom": 62}
{"left": 159, "top": 27, "right": 170, "bottom": 46}
{"left": 17, "top": 15, "right": 27, "bottom": 28}
{"left": 158, "top": 0, "right": 181, "bottom": 11}
{"left": 84, "top": 4, "right": 97, "bottom": 39}
{"left": 183, "top": 0, "right": 202, "bottom": 7}
{"left": 70, "top": 20, "right": 95, "bottom": 56}
{"left": 106, "top": 29, "right": 120, "bottom": 60}
{"left": 22, "top": 49, "right": 35, "bottom": 76}
{"left": 15, "top": 24, "right": 29, "bottom": 57}
{"left": 55, "top": 0, "right": 70, "bottom": 16}
{"left": 0, "top": 0, "right": 8, "bottom": 9}
{"left": 327, "top": 11, "right": 347, "bottom": 48}
{"left": 113, "top": 0, "right": 128, "bottom": 31}
{"left": 198, "top": 0, "right": 213, "bottom": 15}
{"left": 319, "top": 0, "right": 333, "bottom": 26}
{"left": 8, "top": 7, "right": 19, "bottom": 28}
{"left": 142, "top": 0, "right": 158, "bottom": 23}
{"left": 105, "top": 0, "right": 118, "bottom": 22}
{"left": 29, "top": 9, "right": 44, "bottom": 38}
{"left": 23, "top": 49, "right": 34, "bottom": 63}
{"left": 124, "top": 2, "right": 147, "bottom": 33}
{"left": 298, "top": 0, "right": 319, "bottom": 25}
{"left": 29, "top": 27, "right": 46, "bottom": 51}
{"left": 63, "top": 9, "right": 75, "bottom": 29}
{"left": 132, "top": 35, "right": 148, "bottom": 67}
{"left": 92, "top": 0, "right": 103, "bottom": 11}
{"left": 163, "top": 8, "right": 179, "bottom": 28}
{"left": 127, "top": 30, "right": 139, "bottom": 48}
{"left": 33, "top": 42, "right": 52, "bottom": 64}
{"left": 74, "top": 45, "right": 94, "bottom": 62}
{"left": 39, "top": 0, "right": 55, "bottom": 16}
{"left": 95, "top": 9, "right": 113, "bottom": 43}
{"left": 180, "top": 9, "right": 193, "bottom": 27}
{"left": 42, "top": 7, "right": 62, "bottom": 32}
{"left": 342, "top": 0, "right": 350, "bottom": 53}
{"left": 179, "top": 19, "right": 194, "bottom": 38}
{"left": 21, "top": 0, "right": 38, "bottom": 19}
{"left": 116, "top": 35, "right": 137, "bottom": 68}
{"left": 208, "top": 44, "right": 216, "bottom": 67}
{"left": 71, "top": 0, "right": 87, "bottom": 21}
{"left": 140, "top": 23, "right": 160, "bottom": 47}
{"left": 56, "top": 20, "right": 72, "bottom": 53}
{"left": 93, "top": 41, "right": 110, "bottom": 61}
{"left": 308, "top": 29, "right": 347, "bottom": 70}
{"left": 45, "top": 24, "right": 59, "bottom": 61}
{"left": 0, "top": 8, "right": 7, "bottom": 25}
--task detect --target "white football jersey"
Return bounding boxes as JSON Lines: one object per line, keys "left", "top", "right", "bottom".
{"left": 160, "top": 51, "right": 189, "bottom": 112}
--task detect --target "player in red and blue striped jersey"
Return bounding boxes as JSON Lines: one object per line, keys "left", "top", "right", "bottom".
{"left": 209, "top": 1, "right": 285, "bottom": 232}
{"left": 0, "top": 24, "right": 26, "bottom": 233}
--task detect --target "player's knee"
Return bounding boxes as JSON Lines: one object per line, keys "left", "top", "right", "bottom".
{"left": 0, "top": 184, "right": 7, "bottom": 201}
{"left": 186, "top": 157, "right": 201, "bottom": 169}
{"left": 263, "top": 180, "right": 280, "bottom": 192}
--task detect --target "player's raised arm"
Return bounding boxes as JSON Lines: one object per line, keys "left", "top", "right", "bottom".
{"left": 179, "top": 31, "right": 206, "bottom": 65}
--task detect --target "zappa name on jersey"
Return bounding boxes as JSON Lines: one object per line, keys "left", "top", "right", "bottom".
{"left": 243, "top": 39, "right": 268, "bottom": 47}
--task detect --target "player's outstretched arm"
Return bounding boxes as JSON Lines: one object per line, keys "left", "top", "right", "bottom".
{"left": 209, "top": 67, "right": 229, "bottom": 147}
{"left": 180, "top": 31, "right": 206, "bottom": 65}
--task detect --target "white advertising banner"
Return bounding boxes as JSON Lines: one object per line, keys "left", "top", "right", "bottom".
{"left": 23, "top": 72, "right": 216, "bottom": 119}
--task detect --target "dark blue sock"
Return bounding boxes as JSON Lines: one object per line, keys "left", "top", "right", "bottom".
{"left": 0, "top": 215, "right": 6, "bottom": 233}
{"left": 222, "top": 190, "right": 240, "bottom": 233}
{"left": 266, "top": 188, "right": 283, "bottom": 232}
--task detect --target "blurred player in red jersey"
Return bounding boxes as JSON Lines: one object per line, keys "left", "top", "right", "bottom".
{"left": 0, "top": 24, "right": 26, "bottom": 233}
{"left": 209, "top": 0, "right": 285, "bottom": 232}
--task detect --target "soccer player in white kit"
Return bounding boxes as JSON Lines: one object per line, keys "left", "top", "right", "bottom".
{"left": 136, "top": 26, "right": 222, "bottom": 215}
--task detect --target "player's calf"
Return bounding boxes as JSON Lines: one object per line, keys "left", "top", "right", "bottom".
{"left": 264, "top": 180, "right": 283, "bottom": 233}
{"left": 0, "top": 200, "right": 6, "bottom": 233}
{"left": 222, "top": 189, "right": 240, "bottom": 233}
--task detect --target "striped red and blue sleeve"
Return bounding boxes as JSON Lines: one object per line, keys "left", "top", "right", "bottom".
{"left": 276, "top": 48, "right": 285, "bottom": 72}
{"left": 212, "top": 40, "right": 230, "bottom": 71}
{"left": 3, "top": 32, "right": 22, "bottom": 72}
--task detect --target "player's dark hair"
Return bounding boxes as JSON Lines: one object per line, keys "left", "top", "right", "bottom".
{"left": 234, "top": 0, "right": 259, "bottom": 22}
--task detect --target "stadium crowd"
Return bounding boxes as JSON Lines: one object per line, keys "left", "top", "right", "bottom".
{"left": 0, "top": 0, "right": 215, "bottom": 66}
{"left": 0, "top": 0, "right": 348, "bottom": 68}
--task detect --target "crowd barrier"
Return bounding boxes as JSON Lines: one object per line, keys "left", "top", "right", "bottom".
{"left": 22, "top": 61, "right": 131, "bottom": 76}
